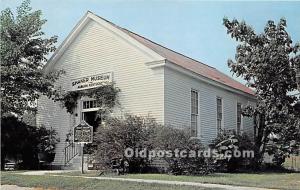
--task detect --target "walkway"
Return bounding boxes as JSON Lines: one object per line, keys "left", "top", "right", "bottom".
{"left": 1, "top": 185, "right": 34, "bottom": 190}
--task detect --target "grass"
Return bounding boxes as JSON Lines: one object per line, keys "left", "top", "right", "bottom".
{"left": 0, "top": 172, "right": 223, "bottom": 190}
{"left": 121, "top": 173, "right": 300, "bottom": 190}
{"left": 2, "top": 171, "right": 300, "bottom": 190}
{"left": 55, "top": 171, "right": 300, "bottom": 190}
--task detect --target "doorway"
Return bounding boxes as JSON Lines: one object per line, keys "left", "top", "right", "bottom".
{"left": 82, "top": 111, "right": 101, "bottom": 131}
{"left": 81, "top": 99, "right": 101, "bottom": 155}
{"left": 81, "top": 111, "right": 101, "bottom": 155}
{"left": 81, "top": 99, "right": 101, "bottom": 131}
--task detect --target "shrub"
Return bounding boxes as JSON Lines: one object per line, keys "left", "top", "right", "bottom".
{"left": 37, "top": 126, "right": 60, "bottom": 154}
{"left": 154, "top": 126, "right": 215, "bottom": 175}
{"left": 93, "top": 115, "right": 159, "bottom": 173}
{"left": 36, "top": 126, "right": 60, "bottom": 163}
{"left": 210, "top": 131, "right": 254, "bottom": 172}
{"left": 93, "top": 115, "right": 216, "bottom": 175}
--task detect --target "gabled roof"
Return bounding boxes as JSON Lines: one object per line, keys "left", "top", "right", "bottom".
{"left": 90, "top": 12, "right": 255, "bottom": 96}
{"left": 47, "top": 11, "right": 255, "bottom": 96}
{"left": 122, "top": 29, "right": 255, "bottom": 96}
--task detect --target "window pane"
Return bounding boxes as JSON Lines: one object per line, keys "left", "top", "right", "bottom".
{"left": 237, "top": 122, "right": 241, "bottom": 134}
{"left": 83, "top": 100, "right": 101, "bottom": 109}
{"left": 191, "top": 90, "right": 198, "bottom": 136}
{"left": 217, "top": 97, "right": 222, "bottom": 133}
{"left": 237, "top": 103, "right": 242, "bottom": 134}
{"left": 191, "top": 115, "right": 197, "bottom": 137}
{"left": 217, "top": 119, "right": 222, "bottom": 134}
{"left": 191, "top": 90, "right": 198, "bottom": 114}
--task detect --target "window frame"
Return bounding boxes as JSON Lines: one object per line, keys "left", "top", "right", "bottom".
{"left": 80, "top": 97, "right": 101, "bottom": 115}
{"left": 236, "top": 102, "right": 243, "bottom": 135}
{"left": 216, "top": 96, "right": 223, "bottom": 134}
{"left": 190, "top": 89, "right": 199, "bottom": 137}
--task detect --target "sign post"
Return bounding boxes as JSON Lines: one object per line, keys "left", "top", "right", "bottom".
{"left": 80, "top": 143, "right": 84, "bottom": 174}
{"left": 73, "top": 121, "right": 93, "bottom": 174}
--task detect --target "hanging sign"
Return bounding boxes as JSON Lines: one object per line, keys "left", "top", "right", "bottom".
{"left": 73, "top": 120, "right": 93, "bottom": 143}
{"left": 71, "top": 72, "right": 113, "bottom": 91}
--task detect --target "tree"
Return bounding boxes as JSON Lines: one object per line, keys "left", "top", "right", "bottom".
{"left": 223, "top": 18, "right": 300, "bottom": 168}
{"left": 1, "top": 116, "right": 39, "bottom": 169}
{"left": 297, "top": 64, "right": 300, "bottom": 90}
{"left": 0, "top": 0, "right": 62, "bottom": 117}
{"left": 1, "top": 116, "right": 59, "bottom": 169}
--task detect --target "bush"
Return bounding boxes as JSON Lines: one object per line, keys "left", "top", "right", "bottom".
{"left": 154, "top": 126, "right": 215, "bottom": 175}
{"left": 37, "top": 126, "right": 60, "bottom": 154}
{"left": 93, "top": 115, "right": 216, "bottom": 175}
{"left": 93, "top": 115, "right": 159, "bottom": 173}
{"left": 210, "top": 131, "right": 254, "bottom": 172}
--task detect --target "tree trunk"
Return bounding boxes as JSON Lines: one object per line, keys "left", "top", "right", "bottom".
{"left": 252, "top": 113, "right": 269, "bottom": 170}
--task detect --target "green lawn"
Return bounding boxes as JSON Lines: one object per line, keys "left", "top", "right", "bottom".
{"left": 121, "top": 173, "right": 300, "bottom": 190}
{"left": 54, "top": 171, "right": 300, "bottom": 190}
{"left": 2, "top": 171, "right": 300, "bottom": 190}
{"left": 0, "top": 172, "right": 223, "bottom": 190}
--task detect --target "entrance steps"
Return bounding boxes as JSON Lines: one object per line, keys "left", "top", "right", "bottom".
{"left": 63, "top": 154, "right": 88, "bottom": 170}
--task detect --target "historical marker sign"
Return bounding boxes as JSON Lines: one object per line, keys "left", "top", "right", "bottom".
{"left": 73, "top": 121, "right": 93, "bottom": 143}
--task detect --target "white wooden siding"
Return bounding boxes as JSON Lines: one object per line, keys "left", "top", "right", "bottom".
{"left": 37, "top": 19, "right": 164, "bottom": 166}
{"left": 36, "top": 96, "right": 75, "bottom": 165}
{"left": 37, "top": 16, "right": 256, "bottom": 166}
{"left": 164, "top": 64, "right": 255, "bottom": 144}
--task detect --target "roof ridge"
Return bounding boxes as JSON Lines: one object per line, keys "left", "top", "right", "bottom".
{"left": 87, "top": 11, "right": 254, "bottom": 96}
{"left": 88, "top": 11, "right": 216, "bottom": 70}
{"left": 120, "top": 28, "right": 216, "bottom": 70}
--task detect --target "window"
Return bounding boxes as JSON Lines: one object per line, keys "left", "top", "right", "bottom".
{"left": 237, "top": 103, "right": 242, "bottom": 135}
{"left": 82, "top": 100, "right": 99, "bottom": 109}
{"left": 191, "top": 90, "right": 198, "bottom": 137}
{"left": 216, "top": 97, "right": 223, "bottom": 134}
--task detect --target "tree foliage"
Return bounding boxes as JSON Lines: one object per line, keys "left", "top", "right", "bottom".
{"left": 223, "top": 18, "right": 300, "bottom": 167}
{"left": 1, "top": 116, "right": 58, "bottom": 169}
{"left": 56, "top": 84, "right": 120, "bottom": 117}
{"left": 0, "top": 0, "right": 62, "bottom": 116}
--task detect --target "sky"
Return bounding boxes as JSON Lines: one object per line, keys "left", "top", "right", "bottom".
{"left": 1, "top": 0, "right": 300, "bottom": 83}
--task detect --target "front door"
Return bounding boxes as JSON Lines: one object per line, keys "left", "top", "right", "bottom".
{"left": 82, "top": 111, "right": 101, "bottom": 131}
{"left": 81, "top": 100, "right": 101, "bottom": 156}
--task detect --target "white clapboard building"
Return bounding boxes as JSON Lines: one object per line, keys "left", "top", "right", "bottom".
{"left": 37, "top": 12, "right": 256, "bottom": 168}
